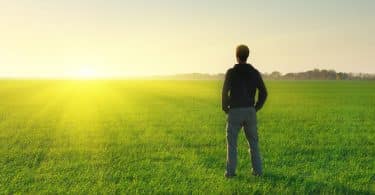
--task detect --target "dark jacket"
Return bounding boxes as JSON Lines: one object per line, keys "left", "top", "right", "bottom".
{"left": 222, "top": 63, "right": 267, "bottom": 113}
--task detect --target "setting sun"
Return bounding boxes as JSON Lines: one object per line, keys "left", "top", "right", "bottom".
{"left": 74, "top": 66, "right": 98, "bottom": 79}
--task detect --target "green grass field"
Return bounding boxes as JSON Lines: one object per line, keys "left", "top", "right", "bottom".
{"left": 0, "top": 80, "right": 374, "bottom": 194}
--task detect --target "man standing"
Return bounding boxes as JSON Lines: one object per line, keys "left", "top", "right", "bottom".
{"left": 222, "top": 45, "right": 268, "bottom": 178}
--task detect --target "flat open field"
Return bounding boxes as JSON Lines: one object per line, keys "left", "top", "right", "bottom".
{"left": 0, "top": 80, "right": 374, "bottom": 194}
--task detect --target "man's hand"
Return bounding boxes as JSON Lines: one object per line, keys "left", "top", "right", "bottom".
{"left": 223, "top": 107, "right": 229, "bottom": 114}
{"left": 255, "top": 105, "right": 260, "bottom": 112}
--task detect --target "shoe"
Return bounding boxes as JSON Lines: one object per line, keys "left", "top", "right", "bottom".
{"left": 252, "top": 171, "right": 262, "bottom": 177}
{"left": 224, "top": 172, "right": 237, "bottom": 178}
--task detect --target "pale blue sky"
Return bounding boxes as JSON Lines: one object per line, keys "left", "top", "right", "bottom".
{"left": 0, "top": 0, "right": 374, "bottom": 77}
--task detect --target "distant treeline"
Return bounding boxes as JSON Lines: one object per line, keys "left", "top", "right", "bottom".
{"left": 153, "top": 69, "right": 375, "bottom": 80}
{"left": 263, "top": 69, "right": 375, "bottom": 80}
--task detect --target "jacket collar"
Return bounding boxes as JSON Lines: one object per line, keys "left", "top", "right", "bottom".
{"left": 234, "top": 63, "right": 251, "bottom": 68}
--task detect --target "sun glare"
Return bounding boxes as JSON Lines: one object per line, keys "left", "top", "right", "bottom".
{"left": 75, "top": 67, "right": 98, "bottom": 79}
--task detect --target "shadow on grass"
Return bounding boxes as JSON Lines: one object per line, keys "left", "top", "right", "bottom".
{"left": 189, "top": 144, "right": 371, "bottom": 194}
{"left": 257, "top": 172, "right": 371, "bottom": 194}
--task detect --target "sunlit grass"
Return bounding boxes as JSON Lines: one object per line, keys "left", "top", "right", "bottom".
{"left": 0, "top": 80, "right": 374, "bottom": 193}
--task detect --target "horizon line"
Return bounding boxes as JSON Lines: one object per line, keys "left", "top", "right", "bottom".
{"left": 1, "top": 69, "right": 375, "bottom": 80}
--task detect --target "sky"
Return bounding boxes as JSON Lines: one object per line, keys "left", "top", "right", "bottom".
{"left": 0, "top": 0, "right": 374, "bottom": 77}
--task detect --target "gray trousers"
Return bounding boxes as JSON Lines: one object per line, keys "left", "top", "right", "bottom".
{"left": 226, "top": 107, "right": 262, "bottom": 175}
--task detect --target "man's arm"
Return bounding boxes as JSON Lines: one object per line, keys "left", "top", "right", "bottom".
{"left": 254, "top": 72, "right": 268, "bottom": 112}
{"left": 222, "top": 70, "right": 231, "bottom": 113}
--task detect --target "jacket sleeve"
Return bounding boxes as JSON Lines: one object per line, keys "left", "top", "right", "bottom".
{"left": 254, "top": 71, "right": 268, "bottom": 111}
{"left": 222, "top": 69, "right": 231, "bottom": 113}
